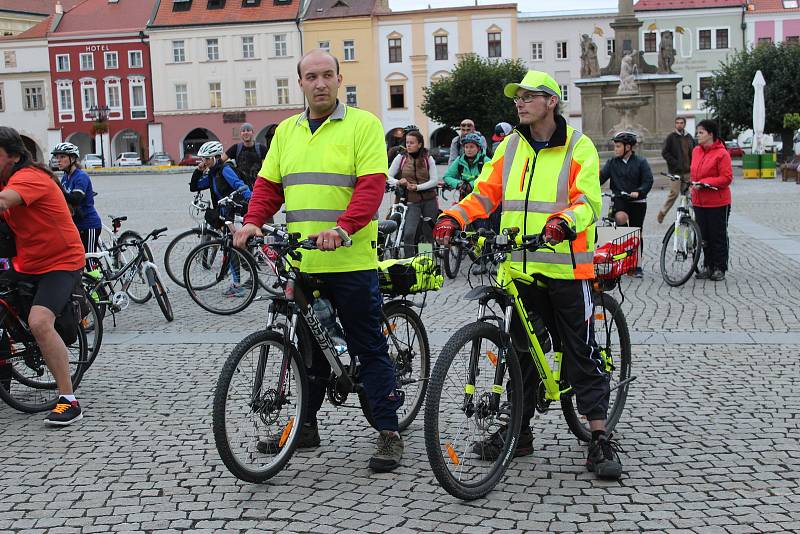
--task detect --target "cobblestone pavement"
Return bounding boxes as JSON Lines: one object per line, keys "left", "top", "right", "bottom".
{"left": 2, "top": 170, "right": 799, "bottom": 533}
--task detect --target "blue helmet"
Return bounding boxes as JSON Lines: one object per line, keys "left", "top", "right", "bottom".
{"left": 460, "top": 132, "right": 483, "bottom": 147}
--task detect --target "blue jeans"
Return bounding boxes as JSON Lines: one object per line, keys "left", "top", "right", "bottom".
{"left": 304, "top": 270, "right": 401, "bottom": 431}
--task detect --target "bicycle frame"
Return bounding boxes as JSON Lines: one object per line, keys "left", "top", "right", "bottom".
{"left": 670, "top": 186, "right": 695, "bottom": 255}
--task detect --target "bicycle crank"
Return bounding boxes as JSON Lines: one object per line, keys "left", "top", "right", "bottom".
{"left": 111, "top": 291, "right": 130, "bottom": 311}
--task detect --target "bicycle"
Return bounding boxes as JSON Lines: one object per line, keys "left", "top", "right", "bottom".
{"left": 163, "top": 192, "right": 223, "bottom": 288}
{"left": 658, "top": 173, "right": 715, "bottom": 286}
{"left": 424, "top": 228, "right": 634, "bottom": 500}
{"left": 96, "top": 214, "right": 153, "bottom": 304}
{"left": 383, "top": 184, "right": 439, "bottom": 260}
{"left": 83, "top": 227, "right": 174, "bottom": 322}
{"left": 212, "top": 224, "right": 430, "bottom": 483}
{"left": 0, "top": 279, "right": 90, "bottom": 413}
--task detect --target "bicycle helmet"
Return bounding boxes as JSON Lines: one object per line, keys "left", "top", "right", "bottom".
{"left": 403, "top": 124, "right": 419, "bottom": 133}
{"left": 51, "top": 142, "right": 80, "bottom": 158}
{"left": 611, "top": 131, "right": 637, "bottom": 147}
{"left": 460, "top": 132, "right": 483, "bottom": 147}
{"left": 197, "top": 141, "right": 224, "bottom": 158}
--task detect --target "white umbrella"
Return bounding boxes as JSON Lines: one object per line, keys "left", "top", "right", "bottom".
{"left": 752, "top": 70, "right": 766, "bottom": 154}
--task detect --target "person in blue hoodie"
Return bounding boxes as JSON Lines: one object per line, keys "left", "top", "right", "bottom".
{"left": 52, "top": 142, "right": 102, "bottom": 256}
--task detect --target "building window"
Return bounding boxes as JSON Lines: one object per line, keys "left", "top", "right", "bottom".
{"left": 58, "top": 83, "right": 74, "bottom": 112}
{"left": 698, "top": 76, "right": 712, "bottom": 99}
{"left": 172, "top": 40, "right": 186, "bottom": 62}
{"left": 276, "top": 78, "right": 288, "bottom": 105}
{"left": 56, "top": 54, "right": 70, "bottom": 72}
{"left": 318, "top": 40, "right": 330, "bottom": 51}
{"left": 784, "top": 0, "right": 799, "bottom": 7}
{"left": 104, "top": 51, "right": 118, "bottom": 69}
{"left": 3, "top": 50, "right": 15, "bottom": 68}
{"left": 388, "top": 38, "right": 401, "bottom": 63}
{"left": 607, "top": 38, "right": 615, "bottom": 56}
{"left": 345, "top": 85, "right": 357, "bottom": 107}
{"left": 209, "top": 82, "right": 222, "bottom": 108}
{"left": 129, "top": 77, "right": 147, "bottom": 119}
{"left": 128, "top": 50, "right": 143, "bottom": 68}
{"left": 105, "top": 79, "right": 121, "bottom": 110}
{"left": 244, "top": 80, "right": 257, "bottom": 106}
{"left": 644, "top": 32, "right": 657, "bottom": 53}
{"left": 389, "top": 84, "right": 404, "bottom": 109}
{"left": 175, "top": 83, "right": 188, "bottom": 110}
{"left": 0, "top": 83, "right": 4, "bottom": 111}
{"left": 206, "top": 39, "right": 220, "bottom": 61}
{"left": 208, "top": 0, "right": 225, "bottom": 8}
{"left": 22, "top": 82, "right": 45, "bottom": 111}
{"left": 786, "top": 35, "right": 800, "bottom": 44}
{"left": 343, "top": 40, "right": 355, "bottom": 61}
{"left": 556, "top": 40, "right": 568, "bottom": 60}
{"left": 560, "top": 84, "right": 569, "bottom": 102}
{"left": 488, "top": 32, "right": 502, "bottom": 58}
{"left": 80, "top": 52, "right": 94, "bottom": 71}
{"left": 699, "top": 29, "right": 712, "bottom": 50}
{"left": 716, "top": 28, "right": 729, "bottom": 49}
{"left": 435, "top": 35, "right": 448, "bottom": 61}
{"left": 81, "top": 80, "right": 97, "bottom": 120}
{"left": 274, "top": 34, "right": 287, "bottom": 57}
{"left": 758, "top": 37, "right": 773, "bottom": 46}
{"left": 531, "top": 42, "right": 543, "bottom": 61}
{"left": 242, "top": 36, "right": 255, "bottom": 59}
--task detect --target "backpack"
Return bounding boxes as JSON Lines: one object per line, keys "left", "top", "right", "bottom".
{"left": 234, "top": 143, "right": 267, "bottom": 189}
{"left": 234, "top": 142, "right": 267, "bottom": 162}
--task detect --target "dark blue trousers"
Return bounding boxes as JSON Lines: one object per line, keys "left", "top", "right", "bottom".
{"left": 305, "top": 270, "right": 401, "bottom": 431}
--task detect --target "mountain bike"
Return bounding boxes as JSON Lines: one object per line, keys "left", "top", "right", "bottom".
{"left": 212, "top": 224, "right": 430, "bottom": 483}
{"left": 424, "top": 228, "right": 634, "bottom": 500}
{"left": 83, "top": 228, "right": 173, "bottom": 322}
{"left": 163, "top": 192, "right": 223, "bottom": 288}
{"left": 658, "top": 173, "right": 716, "bottom": 286}
{"left": 0, "top": 279, "right": 89, "bottom": 413}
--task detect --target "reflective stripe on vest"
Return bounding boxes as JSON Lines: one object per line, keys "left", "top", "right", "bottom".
{"left": 285, "top": 208, "right": 378, "bottom": 224}
{"left": 283, "top": 172, "right": 358, "bottom": 188}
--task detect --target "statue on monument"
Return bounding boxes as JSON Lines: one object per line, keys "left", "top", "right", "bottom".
{"left": 617, "top": 50, "right": 639, "bottom": 95}
{"left": 658, "top": 30, "right": 676, "bottom": 74}
{"left": 580, "top": 34, "right": 600, "bottom": 78}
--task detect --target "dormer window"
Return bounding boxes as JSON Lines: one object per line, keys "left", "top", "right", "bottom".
{"left": 172, "top": 0, "right": 191, "bottom": 11}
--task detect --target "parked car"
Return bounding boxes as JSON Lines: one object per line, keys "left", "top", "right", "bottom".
{"left": 115, "top": 152, "right": 142, "bottom": 167}
{"left": 725, "top": 141, "right": 743, "bottom": 158}
{"left": 146, "top": 152, "right": 173, "bottom": 166}
{"left": 82, "top": 153, "right": 103, "bottom": 168}
{"left": 178, "top": 154, "right": 202, "bottom": 166}
{"left": 430, "top": 146, "right": 450, "bottom": 165}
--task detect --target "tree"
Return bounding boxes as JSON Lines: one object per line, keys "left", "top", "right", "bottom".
{"left": 421, "top": 54, "right": 528, "bottom": 143}
{"left": 707, "top": 42, "right": 800, "bottom": 160}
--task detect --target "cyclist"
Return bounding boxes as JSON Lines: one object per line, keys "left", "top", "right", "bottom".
{"left": 599, "top": 131, "right": 653, "bottom": 278}
{"left": 221, "top": 123, "right": 268, "bottom": 189}
{"left": 190, "top": 140, "right": 252, "bottom": 297}
{"left": 0, "top": 127, "right": 86, "bottom": 426}
{"left": 490, "top": 121, "right": 513, "bottom": 155}
{"left": 52, "top": 142, "right": 102, "bottom": 258}
{"left": 233, "top": 49, "right": 403, "bottom": 472}
{"left": 448, "top": 119, "right": 487, "bottom": 165}
{"left": 387, "top": 127, "right": 438, "bottom": 257}
{"left": 433, "top": 70, "right": 623, "bottom": 480}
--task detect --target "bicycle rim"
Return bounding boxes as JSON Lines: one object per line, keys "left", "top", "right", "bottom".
{"left": 164, "top": 228, "right": 213, "bottom": 288}
{"left": 213, "top": 330, "right": 308, "bottom": 483}
{"left": 81, "top": 296, "right": 104, "bottom": 367}
{"left": 424, "top": 321, "right": 523, "bottom": 500}
{"left": 444, "top": 244, "right": 463, "bottom": 279}
{"left": 149, "top": 268, "right": 174, "bottom": 322}
{"left": 184, "top": 240, "right": 258, "bottom": 315}
{"left": 118, "top": 232, "right": 153, "bottom": 304}
{"left": 660, "top": 220, "right": 701, "bottom": 287}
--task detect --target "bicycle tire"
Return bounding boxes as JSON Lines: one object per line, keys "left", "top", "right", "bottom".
{"left": 443, "top": 243, "right": 464, "bottom": 279}
{"left": 424, "top": 321, "right": 523, "bottom": 501}
{"left": 659, "top": 218, "right": 701, "bottom": 287}
{"left": 250, "top": 246, "right": 283, "bottom": 297}
{"left": 148, "top": 266, "right": 174, "bottom": 322}
{"left": 213, "top": 330, "right": 309, "bottom": 483}
{"left": 183, "top": 239, "right": 259, "bottom": 315}
{"left": 81, "top": 296, "right": 104, "bottom": 368}
{"left": 118, "top": 230, "right": 153, "bottom": 304}
{"left": 164, "top": 228, "right": 220, "bottom": 288}
{"left": 561, "top": 292, "right": 632, "bottom": 442}
{"left": 359, "top": 301, "right": 430, "bottom": 432}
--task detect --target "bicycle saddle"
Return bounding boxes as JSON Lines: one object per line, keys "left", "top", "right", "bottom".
{"left": 109, "top": 215, "right": 128, "bottom": 224}
{"left": 378, "top": 220, "right": 398, "bottom": 235}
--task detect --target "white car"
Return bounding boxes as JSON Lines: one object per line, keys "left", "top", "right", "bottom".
{"left": 115, "top": 152, "right": 142, "bottom": 166}
{"left": 82, "top": 154, "right": 103, "bottom": 168}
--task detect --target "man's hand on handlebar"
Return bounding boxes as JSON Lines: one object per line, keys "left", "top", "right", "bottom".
{"left": 628, "top": 191, "right": 640, "bottom": 199}
{"left": 309, "top": 229, "right": 342, "bottom": 251}
{"left": 233, "top": 223, "right": 263, "bottom": 249}
{"left": 433, "top": 216, "right": 460, "bottom": 245}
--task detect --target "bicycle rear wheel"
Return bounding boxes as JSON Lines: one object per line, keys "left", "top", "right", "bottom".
{"left": 184, "top": 239, "right": 259, "bottom": 315}
{"left": 424, "top": 321, "right": 523, "bottom": 500}
{"left": 118, "top": 231, "right": 153, "bottom": 304}
{"left": 213, "top": 330, "right": 309, "bottom": 483}
{"left": 164, "top": 228, "right": 220, "bottom": 288}
{"left": 660, "top": 219, "right": 701, "bottom": 287}
{"left": 81, "top": 296, "right": 104, "bottom": 367}
{"left": 561, "top": 292, "right": 632, "bottom": 442}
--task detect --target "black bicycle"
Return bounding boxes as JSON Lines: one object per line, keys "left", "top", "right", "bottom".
{"left": 163, "top": 192, "right": 224, "bottom": 288}
{"left": 213, "top": 224, "right": 430, "bottom": 483}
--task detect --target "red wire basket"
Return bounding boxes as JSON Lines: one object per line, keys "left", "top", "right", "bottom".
{"left": 594, "top": 227, "right": 641, "bottom": 280}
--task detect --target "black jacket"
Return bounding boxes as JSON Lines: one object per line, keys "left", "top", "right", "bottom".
{"left": 662, "top": 131, "right": 695, "bottom": 174}
{"left": 600, "top": 153, "right": 654, "bottom": 200}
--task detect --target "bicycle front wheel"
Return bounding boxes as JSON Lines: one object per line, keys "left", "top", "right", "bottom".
{"left": 164, "top": 228, "right": 219, "bottom": 287}
{"left": 184, "top": 239, "right": 259, "bottom": 315}
{"left": 424, "top": 321, "right": 523, "bottom": 501}
{"left": 147, "top": 266, "right": 174, "bottom": 322}
{"left": 660, "top": 219, "right": 701, "bottom": 287}
{"left": 443, "top": 243, "right": 464, "bottom": 279}
{"left": 213, "top": 330, "right": 309, "bottom": 483}
{"left": 561, "top": 292, "right": 632, "bottom": 442}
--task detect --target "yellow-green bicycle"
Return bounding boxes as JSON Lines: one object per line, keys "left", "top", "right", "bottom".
{"left": 424, "top": 228, "right": 633, "bottom": 500}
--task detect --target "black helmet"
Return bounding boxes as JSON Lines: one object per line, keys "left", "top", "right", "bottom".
{"left": 612, "top": 131, "right": 637, "bottom": 146}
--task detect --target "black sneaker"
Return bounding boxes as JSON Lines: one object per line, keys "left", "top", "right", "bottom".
{"left": 368, "top": 430, "right": 403, "bottom": 472}
{"left": 710, "top": 269, "right": 725, "bottom": 281}
{"left": 256, "top": 421, "right": 321, "bottom": 453}
{"left": 695, "top": 268, "right": 711, "bottom": 280}
{"left": 472, "top": 425, "right": 534, "bottom": 461}
{"left": 44, "top": 397, "right": 83, "bottom": 426}
{"left": 634, "top": 267, "right": 643, "bottom": 278}
{"left": 586, "top": 434, "right": 623, "bottom": 480}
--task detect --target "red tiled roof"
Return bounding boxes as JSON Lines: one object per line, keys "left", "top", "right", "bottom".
{"left": 51, "top": 0, "right": 156, "bottom": 35}
{"left": 749, "top": 0, "right": 800, "bottom": 13}
{"left": 634, "top": 0, "right": 744, "bottom": 10}
{"left": 304, "top": 0, "right": 378, "bottom": 20}
{"left": 0, "top": 15, "right": 52, "bottom": 40}
{"left": 150, "top": 0, "right": 298, "bottom": 28}
{"left": 0, "top": 0, "right": 81, "bottom": 16}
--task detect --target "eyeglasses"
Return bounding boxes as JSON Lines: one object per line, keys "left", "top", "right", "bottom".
{"left": 513, "top": 93, "right": 549, "bottom": 104}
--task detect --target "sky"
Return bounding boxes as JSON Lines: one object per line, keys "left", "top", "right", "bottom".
{"left": 391, "top": 0, "right": 618, "bottom": 12}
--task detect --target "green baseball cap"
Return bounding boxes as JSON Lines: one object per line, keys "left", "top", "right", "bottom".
{"left": 504, "top": 70, "right": 562, "bottom": 100}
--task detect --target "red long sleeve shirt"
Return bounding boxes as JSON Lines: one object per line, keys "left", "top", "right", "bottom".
{"left": 243, "top": 173, "right": 385, "bottom": 236}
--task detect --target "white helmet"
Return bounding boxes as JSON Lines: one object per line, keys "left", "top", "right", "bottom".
{"left": 51, "top": 142, "right": 80, "bottom": 158}
{"left": 197, "top": 141, "right": 224, "bottom": 158}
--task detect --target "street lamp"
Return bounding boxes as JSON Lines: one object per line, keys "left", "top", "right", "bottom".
{"left": 715, "top": 87, "right": 725, "bottom": 136}
{"left": 89, "top": 104, "right": 110, "bottom": 167}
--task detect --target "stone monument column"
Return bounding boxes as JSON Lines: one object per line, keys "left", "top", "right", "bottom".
{"left": 602, "top": 0, "right": 656, "bottom": 76}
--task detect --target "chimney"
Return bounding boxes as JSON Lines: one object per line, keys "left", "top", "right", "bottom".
{"left": 55, "top": 1, "right": 63, "bottom": 14}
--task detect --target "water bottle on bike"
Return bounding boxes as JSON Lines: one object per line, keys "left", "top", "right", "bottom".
{"left": 311, "top": 292, "right": 347, "bottom": 354}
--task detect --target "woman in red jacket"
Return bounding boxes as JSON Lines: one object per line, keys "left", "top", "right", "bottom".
{"left": 690, "top": 120, "right": 733, "bottom": 281}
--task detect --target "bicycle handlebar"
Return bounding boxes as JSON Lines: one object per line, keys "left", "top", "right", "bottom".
{"left": 690, "top": 181, "right": 719, "bottom": 191}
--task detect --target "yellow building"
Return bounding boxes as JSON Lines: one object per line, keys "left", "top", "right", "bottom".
{"left": 300, "top": 0, "right": 388, "bottom": 118}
